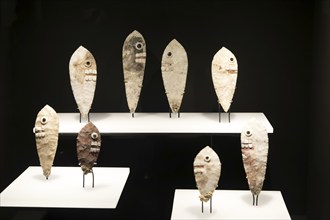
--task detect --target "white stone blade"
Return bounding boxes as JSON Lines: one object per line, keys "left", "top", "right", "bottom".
{"left": 69, "top": 46, "right": 97, "bottom": 119}
{"left": 33, "top": 105, "right": 59, "bottom": 179}
{"left": 211, "top": 47, "right": 238, "bottom": 112}
{"left": 161, "top": 39, "right": 188, "bottom": 113}
{"left": 193, "top": 146, "right": 221, "bottom": 202}
{"left": 122, "top": 30, "right": 146, "bottom": 114}
{"left": 241, "top": 118, "right": 269, "bottom": 197}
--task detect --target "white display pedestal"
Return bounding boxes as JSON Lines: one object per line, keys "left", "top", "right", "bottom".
{"left": 171, "top": 189, "right": 291, "bottom": 220}
{"left": 58, "top": 112, "right": 273, "bottom": 134}
{"left": 0, "top": 166, "right": 130, "bottom": 209}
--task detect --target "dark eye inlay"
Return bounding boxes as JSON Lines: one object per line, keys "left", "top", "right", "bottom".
{"left": 41, "top": 116, "right": 48, "bottom": 125}
{"left": 85, "top": 61, "right": 92, "bottom": 67}
{"left": 245, "top": 130, "right": 252, "bottom": 137}
{"left": 204, "top": 155, "right": 211, "bottom": 162}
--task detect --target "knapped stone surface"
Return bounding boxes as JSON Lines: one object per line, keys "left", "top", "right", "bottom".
{"left": 241, "top": 118, "right": 269, "bottom": 197}
{"left": 193, "top": 146, "right": 221, "bottom": 202}
{"left": 69, "top": 46, "right": 97, "bottom": 119}
{"left": 33, "top": 105, "right": 59, "bottom": 179}
{"left": 161, "top": 39, "right": 188, "bottom": 113}
{"left": 211, "top": 47, "right": 238, "bottom": 112}
{"left": 76, "top": 122, "right": 101, "bottom": 175}
{"left": 122, "top": 30, "right": 146, "bottom": 114}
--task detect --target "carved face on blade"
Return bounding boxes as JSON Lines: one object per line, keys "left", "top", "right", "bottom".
{"left": 33, "top": 104, "right": 59, "bottom": 179}
{"left": 241, "top": 118, "right": 269, "bottom": 160}
{"left": 122, "top": 30, "right": 146, "bottom": 71}
{"left": 215, "top": 47, "right": 238, "bottom": 75}
{"left": 161, "top": 39, "right": 187, "bottom": 73}
{"left": 69, "top": 46, "right": 97, "bottom": 84}
{"left": 76, "top": 122, "right": 101, "bottom": 174}
{"left": 241, "top": 118, "right": 269, "bottom": 197}
{"left": 33, "top": 105, "right": 59, "bottom": 143}
{"left": 193, "top": 146, "right": 221, "bottom": 202}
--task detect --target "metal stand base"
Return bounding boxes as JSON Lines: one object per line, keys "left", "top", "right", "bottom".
{"left": 83, "top": 170, "right": 94, "bottom": 188}
{"left": 201, "top": 197, "right": 212, "bottom": 213}
{"left": 218, "top": 103, "right": 230, "bottom": 123}
{"left": 252, "top": 194, "right": 259, "bottom": 206}
{"left": 169, "top": 109, "right": 180, "bottom": 118}
{"left": 79, "top": 113, "right": 90, "bottom": 123}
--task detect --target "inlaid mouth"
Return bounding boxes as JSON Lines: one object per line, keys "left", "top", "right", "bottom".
{"left": 84, "top": 69, "right": 97, "bottom": 82}
{"left": 90, "top": 141, "right": 101, "bottom": 152}
{"left": 135, "top": 52, "right": 146, "bottom": 63}
{"left": 33, "top": 126, "right": 45, "bottom": 138}
{"left": 241, "top": 142, "right": 253, "bottom": 149}
{"left": 226, "top": 69, "right": 238, "bottom": 74}
{"left": 161, "top": 62, "right": 174, "bottom": 72}
{"left": 193, "top": 164, "right": 204, "bottom": 175}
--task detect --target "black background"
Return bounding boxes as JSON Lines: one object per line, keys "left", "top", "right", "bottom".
{"left": 0, "top": 0, "right": 329, "bottom": 220}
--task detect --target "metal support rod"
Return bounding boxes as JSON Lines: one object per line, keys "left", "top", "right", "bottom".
{"left": 252, "top": 194, "right": 259, "bottom": 206}
{"left": 218, "top": 103, "right": 221, "bottom": 123}
{"left": 83, "top": 170, "right": 95, "bottom": 188}
{"left": 210, "top": 196, "right": 212, "bottom": 213}
{"left": 132, "top": 112, "right": 135, "bottom": 118}
{"left": 80, "top": 113, "right": 90, "bottom": 123}
{"left": 92, "top": 170, "right": 94, "bottom": 188}
{"left": 201, "top": 197, "right": 213, "bottom": 213}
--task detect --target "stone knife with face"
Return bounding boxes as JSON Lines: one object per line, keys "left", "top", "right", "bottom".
{"left": 122, "top": 30, "right": 146, "bottom": 116}
{"left": 193, "top": 146, "right": 221, "bottom": 204}
{"left": 241, "top": 118, "right": 269, "bottom": 205}
{"left": 69, "top": 46, "right": 97, "bottom": 119}
{"left": 211, "top": 46, "right": 238, "bottom": 113}
{"left": 33, "top": 104, "right": 59, "bottom": 179}
{"left": 161, "top": 39, "right": 188, "bottom": 114}
{"left": 76, "top": 122, "right": 101, "bottom": 175}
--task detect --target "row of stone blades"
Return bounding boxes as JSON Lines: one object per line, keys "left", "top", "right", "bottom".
{"left": 68, "top": 30, "right": 238, "bottom": 119}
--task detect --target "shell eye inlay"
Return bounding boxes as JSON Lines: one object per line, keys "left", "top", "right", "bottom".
{"left": 135, "top": 42, "right": 143, "bottom": 50}
{"left": 245, "top": 130, "right": 252, "bottom": 137}
{"left": 85, "top": 61, "right": 92, "bottom": 67}
{"left": 41, "top": 116, "right": 48, "bottom": 125}
{"left": 204, "top": 155, "right": 211, "bottom": 162}
{"left": 91, "top": 132, "right": 98, "bottom": 140}
{"left": 167, "top": 52, "right": 172, "bottom": 57}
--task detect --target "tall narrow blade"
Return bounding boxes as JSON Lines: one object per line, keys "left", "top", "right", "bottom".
{"left": 122, "top": 30, "right": 147, "bottom": 114}
{"left": 161, "top": 39, "right": 188, "bottom": 113}
{"left": 69, "top": 46, "right": 97, "bottom": 118}
{"left": 33, "top": 105, "right": 59, "bottom": 179}
{"left": 241, "top": 118, "right": 269, "bottom": 197}
{"left": 211, "top": 47, "right": 238, "bottom": 112}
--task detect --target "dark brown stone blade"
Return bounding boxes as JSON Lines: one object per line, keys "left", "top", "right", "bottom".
{"left": 76, "top": 122, "right": 101, "bottom": 174}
